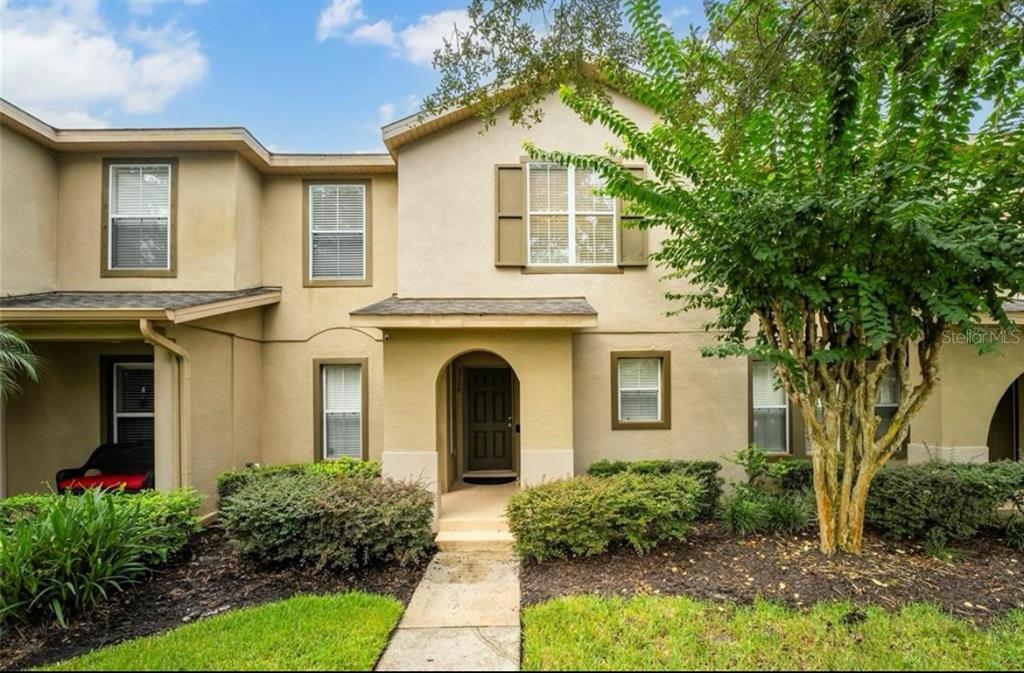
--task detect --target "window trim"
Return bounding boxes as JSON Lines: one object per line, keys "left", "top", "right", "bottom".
{"left": 749, "top": 359, "right": 792, "bottom": 455}
{"left": 101, "top": 158, "right": 178, "bottom": 278}
{"left": 303, "top": 179, "right": 373, "bottom": 287}
{"left": 610, "top": 351, "right": 671, "bottom": 430}
{"left": 111, "top": 361, "right": 155, "bottom": 445}
{"left": 526, "top": 162, "right": 617, "bottom": 268}
{"left": 312, "top": 358, "right": 369, "bottom": 461}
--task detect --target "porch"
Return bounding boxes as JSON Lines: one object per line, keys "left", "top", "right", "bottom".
{"left": 436, "top": 480, "right": 517, "bottom": 551}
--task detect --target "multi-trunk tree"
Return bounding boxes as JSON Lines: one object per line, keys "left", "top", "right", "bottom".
{"left": 427, "top": 0, "right": 1024, "bottom": 554}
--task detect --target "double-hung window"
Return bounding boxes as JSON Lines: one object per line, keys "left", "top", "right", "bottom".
{"left": 527, "top": 162, "right": 615, "bottom": 266}
{"left": 107, "top": 163, "right": 173, "bottom": 271}
{"left": 112, "top": 363, "right": 155, "bottom": 446}
{"left": 320, "top": 363, "right": 364, "bottom": 460}
{"left": 308, "top": 182, "right": 367, "bottom": 283}
{"left": 611, "top": 352, "right": 671, "bottom": 429}
{"left": 874, "top": 366, "right": 900, "bottom": 439}
{"left": 752, "top": 361, "right": 789, "bottom": 453}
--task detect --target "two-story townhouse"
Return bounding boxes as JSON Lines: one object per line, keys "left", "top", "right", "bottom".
{"left": 1, "top": 95, "right": 1021, "bottom": 528}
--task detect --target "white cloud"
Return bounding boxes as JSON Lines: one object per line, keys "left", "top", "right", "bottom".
{"left": 316, "top": 0, "right": 365, "bottom": 42}
{"left": 128, "top": 0, "right": 207, "bottom": 16}
{"left": 377, "top": 102, "right": 397, "bottom": 125}
{"left": 1, "top": 1, "right": 208, "bottom": 127}
{"left": 398, "top": 9, "right": 469, "bottom": 65}
{"left": 315, "top": 2, "right": 469, "bottom": 67}
{"left": 349, "top": 19, "right": 397, "bottom": 49}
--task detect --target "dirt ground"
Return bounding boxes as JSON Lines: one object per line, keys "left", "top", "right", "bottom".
{"left": 0, "top": 527, "right": 433, "bottom": 671}
{"left": 521, "top": 522, "right": 1024, "bottom": 622}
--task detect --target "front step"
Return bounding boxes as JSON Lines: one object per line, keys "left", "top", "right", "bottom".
{"left": 435, "top": 530, "right": 515, "bottom": 552}
{"left": 438, "top": 517, "right": 510, "bottom": 533}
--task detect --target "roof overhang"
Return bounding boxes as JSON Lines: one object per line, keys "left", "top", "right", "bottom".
{"left": 0, "top": 99, "right": 395, "bottom": 175}
{"left": 0, "top": 288, "right": 281, "bottom": 324}
{"left": 350, "top": 296, "right": 598, "bottom": 329}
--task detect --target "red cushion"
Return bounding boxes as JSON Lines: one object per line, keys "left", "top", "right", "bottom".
{"left": 58, "top": 474, "right": 148, "bottom": 492}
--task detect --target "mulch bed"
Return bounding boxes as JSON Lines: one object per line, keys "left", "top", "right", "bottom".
{"left": 521, "top": 522, "right": 1024, "bottom": 622}
{"left": 0, "top": 527, "right": 433, "bottom": 671}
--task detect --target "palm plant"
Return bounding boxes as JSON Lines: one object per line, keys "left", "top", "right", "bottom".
{"left": 0, "top": 325, "right": 41, "bottom": 399}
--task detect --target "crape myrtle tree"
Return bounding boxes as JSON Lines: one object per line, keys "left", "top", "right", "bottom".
{"left": 424, "top": 0, "right": 1024, "bottom": 553}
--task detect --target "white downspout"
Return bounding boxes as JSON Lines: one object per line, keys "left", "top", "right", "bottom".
{"left": 140, "top": 319, "right": 192, "bottom": 489}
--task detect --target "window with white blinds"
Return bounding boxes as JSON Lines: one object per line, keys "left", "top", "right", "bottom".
{"left": 527, "top": 162, "right": 615, "bottom": 266}
{"left": 752, "top": 361, "right": 789, "bottom": 453}
{"left": 113, "top": 363, "right": 155, "bottom": 445}
{"left": 309, "top": 184, "right": 365, "bottom": 280}
{"left": 618, "top": 357, "right": 662, "bottom": 422}
{"left": 108, "top": 164, "right": 171, "bottom": 270}
{"left": 875, "top": 366, "right": 900, "bottom": 438}
{"left": 322, "top": 363, "right": 363, "bottom": 459}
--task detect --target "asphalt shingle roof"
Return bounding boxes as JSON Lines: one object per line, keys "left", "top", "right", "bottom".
{"left": 0, "top": 287, "right": 279, "bottom": 310}
{"left": 351, "top": 296, "right": 597, "bottom": 316}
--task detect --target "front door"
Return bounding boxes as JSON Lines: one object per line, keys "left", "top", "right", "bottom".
{"left": 466, "top": 368, "right": 515, "bottom": 472}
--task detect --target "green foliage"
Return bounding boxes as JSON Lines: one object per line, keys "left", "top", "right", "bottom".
{"left": 41, "top": 593, "right": 403, "bottom": 671}
{"left": 216, "top": 458, "right": 380, "bottom": 499}
{"left": 218, "top": 473, "right": 433, "bottom": 571}
{"left": 772, "top": 458, "right": 815, "bottom": 493}
{"left": 866, "top": 462, "right": 1024, "bottom": 544}
{"left": 586, "top": 458, "right": 723, "bottom": 518}
{"left": 522, "top": 595, "right": 1024, "bottom": 671}
{"left": 0, "top": 489, "right": 201, "bottom": 626}
{"left": 0, "top": 324, "right": 42, "bottom": 399}
{"left": 1004, "top": 516, "right": 1024, "bottom": 552}
{"left": 720, "top": 487, "right": 815, "bottom": 536}
{"left": 729, "top": 445, "right": 771, "bottom": 486}
{"left": 507, "top": 473, "right": 702, "bottom": 561}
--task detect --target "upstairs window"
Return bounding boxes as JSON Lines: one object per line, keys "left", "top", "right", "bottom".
{"left": 752, "top": 360, "right": 789, "bottom": 453}
{"left": 107, "top": 163, "right": 172, "bottom": 271}
{"left": 527, "top": 163, "right": 615, "bottom": 266}
{"left": 308, "top": 183, "right": 367, "bottom": 283}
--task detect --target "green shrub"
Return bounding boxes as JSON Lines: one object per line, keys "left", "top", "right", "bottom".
{"left": 772, "top": 458, "right": 815, "bottom": 493}
{"left": 866, "top": 462, "right": 1024, "bottom": 544}
{"left": 720, "top": 487, "right": 814, "bottom": 536}
{"left": 216, "top": 458, "right": 380, "bottom": 499}
{"left": 219, "top": 472, "right": 433, "bottom": 570}
{"left": 506, "top": 473, "right": 702, "bottom": 562}
{"left": 0, "top": 489, "right": 201, "bottom": 626}
{"left": 586, "top": 459, "right": 723, "bottom": 519}
{"left": 1004, "top": 516, "right": 1024, "bottom": 552}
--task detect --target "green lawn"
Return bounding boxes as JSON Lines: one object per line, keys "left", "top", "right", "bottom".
{"left": 41, "top": 593, "right": 403, "bottom": 671}
{"left": 523, "top": 595, "right": 1024, "bottom": 671}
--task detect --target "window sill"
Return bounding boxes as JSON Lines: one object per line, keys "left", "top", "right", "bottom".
{"left": 102, "top": 269, "right": 176, "bottom": 278}
{"left": 521, "top": 265, "right": 624, "bottom": 275}
{"left": 611, "top": 420, "right": 671, "bottom": 430}
{"left": 304, "top": 278, "right": 372, "bottom": 288}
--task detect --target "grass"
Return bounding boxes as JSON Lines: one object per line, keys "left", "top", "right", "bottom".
{"left": 40, "top": 593, "right": 403, "bottom": 671}
{"left": 522, "top": 595, "right": 1024, "bottom": 671}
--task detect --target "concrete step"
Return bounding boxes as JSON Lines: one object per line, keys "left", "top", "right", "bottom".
{"left": 435, "top": 530, "right": 515, "bottom": 552}
{"left": 438, "top": 517, "right": 510, "bottom": 533}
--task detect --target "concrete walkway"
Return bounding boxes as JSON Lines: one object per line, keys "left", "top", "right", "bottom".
{"left": 376, "top": 552, "right": 520, "bottom": 671}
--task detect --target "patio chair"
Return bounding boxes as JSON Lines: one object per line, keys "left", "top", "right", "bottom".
{"left": 55, "top": 442, "right": 155, "bottom": 493}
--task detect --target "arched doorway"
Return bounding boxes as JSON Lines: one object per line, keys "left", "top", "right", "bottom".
{"left": 437, "top": 350, "right": 520, "bottom": 492}
{"left": 987, "top": 373, "right": 1022, "bottom": 461}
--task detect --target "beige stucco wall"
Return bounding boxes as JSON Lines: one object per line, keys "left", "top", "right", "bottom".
{"left": 4, "top": 341, "right": 151, "bottom": 495}
{"left": 0, "top": 125, "right": 58, "bottom": 295}
{"left": 56, "top": 151, "right": 256, "bottom": 291}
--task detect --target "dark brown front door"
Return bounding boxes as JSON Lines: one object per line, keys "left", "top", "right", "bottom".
{"left": 466, "top": 368, "right": 515, "bottom": 472}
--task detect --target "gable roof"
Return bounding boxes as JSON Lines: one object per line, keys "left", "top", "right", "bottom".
{"left": 0, "top": 99, "right": 395, "bottom": 175}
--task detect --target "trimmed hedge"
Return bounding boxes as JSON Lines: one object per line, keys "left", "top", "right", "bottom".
{"left": 506, "top": 473, "right": 702, "bottom": 561}
{"left": 587, "top": 459, "right": 723, "bottom": 518}
{"left": 216, "top": 458, "right": 380, "bottom": 499}
{"left": 219, "top": 472, "right": 433, "bottom": 570}
{"left": 866, "top": 461, "right": 1024, "bottom": 544}
{"left": 0, "top": 489, "right": 201, "bottom": 626}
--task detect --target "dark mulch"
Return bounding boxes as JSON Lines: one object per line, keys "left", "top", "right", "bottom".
{"left": 0, "top": 527, "right": 433, "bottom": 671}
{"left": 521, "top": 522, "right": 1024, "bottom": 622}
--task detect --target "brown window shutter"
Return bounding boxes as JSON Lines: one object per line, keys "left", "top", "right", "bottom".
{"left": 617, "top": 165, "right": 649, "bottom": 267}
{"left": 494, "top": 164, "right": 526, "bottom": 266}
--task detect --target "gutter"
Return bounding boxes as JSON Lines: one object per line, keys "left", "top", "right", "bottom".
{"left": 139, "top": 319, "right": 192, "bottom": 489}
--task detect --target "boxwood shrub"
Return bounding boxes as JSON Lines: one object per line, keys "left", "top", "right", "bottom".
{"left": 0, "top": 488, "right": 201, "bottom": 626}
{"left": 216, "top": 457, "right": 380, "bottom": 499}
{"left": 586, "top": 459, "right": 723, "bottom": 518}
{"left": 866, "top": 461, "right": 1024, "bottom": 544}
{"left": 218, "top": 472, "right": 433, "bottom": 570}
{"left": 506, "top": 472, "right": 702, "bottom": 562}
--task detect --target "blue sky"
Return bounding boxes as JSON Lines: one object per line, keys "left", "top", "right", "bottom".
{"left": 1, "top": 0, "right": 708, "bottom": 153}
